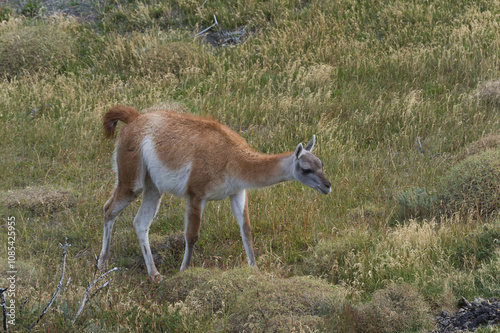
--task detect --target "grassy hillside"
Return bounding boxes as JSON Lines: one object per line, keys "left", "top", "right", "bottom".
{"left": 1, "top": 0, "right": 500, "bottom": 331}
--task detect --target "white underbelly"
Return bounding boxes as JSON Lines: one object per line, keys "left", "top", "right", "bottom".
{"left": 204, "top": 177, "right": 247, "bottom": 201}
{"left": 141, "top": 137, "right": 190, "bottom": 197}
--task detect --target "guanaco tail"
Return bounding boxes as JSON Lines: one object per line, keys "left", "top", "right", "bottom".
{"left": 97, "top": 105, "right": 331, "bottom": 281}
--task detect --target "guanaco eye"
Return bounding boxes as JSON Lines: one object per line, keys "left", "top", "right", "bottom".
{"left": 301, "top": 168, "right": 312, "bottom": 174}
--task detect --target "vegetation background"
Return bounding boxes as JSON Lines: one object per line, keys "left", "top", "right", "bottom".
{"left": 0, "top": 0, "right": 500, "bottom": 331}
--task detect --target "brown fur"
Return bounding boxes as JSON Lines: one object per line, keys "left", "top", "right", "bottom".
{"left": 103, "top": 105, "right": 141, "bottom": 138}
{"left": 108, "top": 109, "right": 289, "bottom": 197}
{"left": 98, "top": 105, "right": 331, "bottom": 280}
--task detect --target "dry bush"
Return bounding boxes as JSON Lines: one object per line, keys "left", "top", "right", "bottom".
{"left": 0, "top": 23, "right": 75, "bottom": 77}
{"left": 340, "top": 284, "right": 432, "bottom": 333}
{"left": 158, "top": 268, "right": 346, "bottom": 332}
{"left": 476, "top": 80, "right": 500, "bottom": 105}
{"left": 225, "top": 275, "right": 341, "bottom": 332}
{"left": 156, "top": 268, "right": 214, "bottom": 305}
{"left": 438, "top": 148, "right": 500, "bottom": 217}
{"left": 395, "top": 187, "right": 437, "bottom": 221}
{"left": 0, "top": 185, "right": 76, "bottom": 214}
{"left": 140, "top": 42, "right": 204, "bottom": 77}
{"left": 459, "top": 134, "right": 500, "bottom": 160}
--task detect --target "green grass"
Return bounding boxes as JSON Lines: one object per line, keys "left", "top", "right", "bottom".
{"left": 1, "top": 0, "right": 500, "bottom": 331}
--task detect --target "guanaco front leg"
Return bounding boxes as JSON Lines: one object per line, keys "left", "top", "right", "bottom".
{"left": 230, "top": 190, "right": 257, "bottom": 267}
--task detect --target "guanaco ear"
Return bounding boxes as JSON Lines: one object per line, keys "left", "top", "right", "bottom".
{"left": 305, "top": 135, "right": 315, "bottom": 152}
{"left": 294, "top": 143, "right": 304, "bottom": 159}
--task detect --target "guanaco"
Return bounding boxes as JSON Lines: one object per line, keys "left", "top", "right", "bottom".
{"left": 97, "top": 105, "right": 331, "bottom": 281}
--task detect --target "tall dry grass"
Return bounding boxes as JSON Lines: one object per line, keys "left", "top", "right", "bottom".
{"left": 1, "top": 0, "right": 500, "bottom": 331}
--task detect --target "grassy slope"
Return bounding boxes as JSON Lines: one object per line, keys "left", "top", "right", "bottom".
{"left": 0, "top": 0, "right": 500, "bottom": 331}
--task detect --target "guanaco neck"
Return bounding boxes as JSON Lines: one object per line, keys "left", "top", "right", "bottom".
{"left": 232, "top": 151, "right": 295, "bottom": 189}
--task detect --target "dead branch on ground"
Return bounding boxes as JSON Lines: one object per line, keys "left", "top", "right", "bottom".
{"left": 72, "top": 255, "right": 117, "bottom": 324}
{"left": 28, "top": 239, "right": 70, "bottom": 331}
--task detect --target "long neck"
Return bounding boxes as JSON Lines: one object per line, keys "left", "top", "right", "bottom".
{"left": 232, "top": 151, "right": 295, "bottom": 189}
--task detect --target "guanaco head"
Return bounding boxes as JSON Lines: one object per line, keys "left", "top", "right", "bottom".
{"left": 292, "top": 135, "right": 331, "bottom": 194}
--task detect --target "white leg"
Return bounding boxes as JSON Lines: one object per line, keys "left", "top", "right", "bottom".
{"left": 180, "top": 196, "right": 205, "bottom": 271}
{"left": 98, "top": 191, "right": 137, "bottom": 270}
{"left": 230, "top": 190, "right": 256, "bottom": 267}
{"left": 133, "top": 178, "right": 162, "bottom": 281}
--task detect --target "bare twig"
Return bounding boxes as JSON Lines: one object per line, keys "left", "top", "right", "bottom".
{"left": 19, "top": 297, "right": 28, "bottom": 310}
{"left": 90, "top": 280, "right": 111, "bottom": 298}
{"left": 195, "top": 15, "right": 218, "bottom": 37}
{"left": 72, "top": 256, "right": 117, "bottom": 324}
{"left": 28, "top": 239, "right": 71, "bottom": 331}
{"left": 199, "top": 0, "right": 208, "bottom": 9}
{"left": 61, "top": 276, "right": 71, "bottom": 296}
{"left": 0, "top": 288, "right": 8, "bottom": 332}
{"left": 417, "top": 137, "right": 424, "bottom": 155}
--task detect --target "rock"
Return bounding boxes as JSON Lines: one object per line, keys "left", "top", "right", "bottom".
{"left": 432, "top": 297, "right": 500, "bottom": 332}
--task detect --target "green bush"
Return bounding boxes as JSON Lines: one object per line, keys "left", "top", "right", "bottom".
{"left": 438, "top": 148, "right": 500, "bottom": 217}
{"left": 449, "top": 222, "right": 500, "bottom": 269}
{"left": 396, "top": 187, "right": 437, "bottom": 220}
{"left": 0, "top": 23, "right": 75, "bottom": 77}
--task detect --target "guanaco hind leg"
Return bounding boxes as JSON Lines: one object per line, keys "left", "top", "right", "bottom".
{"left": 133, "top": 176, "right": 162, "bottom": 281}
{"left": 97, "top": 188, "right": 137, "bottom": 271}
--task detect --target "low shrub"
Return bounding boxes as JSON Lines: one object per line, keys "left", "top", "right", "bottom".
{"left": 156, "top": 267, "right": 214, "bottom": 305}
{"left": 438, "top": 148, "right": 500, "bottom": 217}
{"left": 339, "top": 284, "right": 432, "bottom": 333}
{"left": 0, "top": 185, "right": 76, "bottom": 215}
{"left": 396, "top": 187, "right": 437, "bottom": 221}
{"left": 476, "top": 79, "right": 500, "bottom": 106}
{"left": 449, "top": 222, "right": 500, "bottom": 269}
{"left": 0, "top": 23, "right": 75, "bottom": 77}
{"left": 225, "top": 275, "right": 342, "bottom": 332}
{"left": 157, "top": 268, "right": 346, "bottom": 332}
{"left": 459, "top": 134, "right": 500, "bottom": 160}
